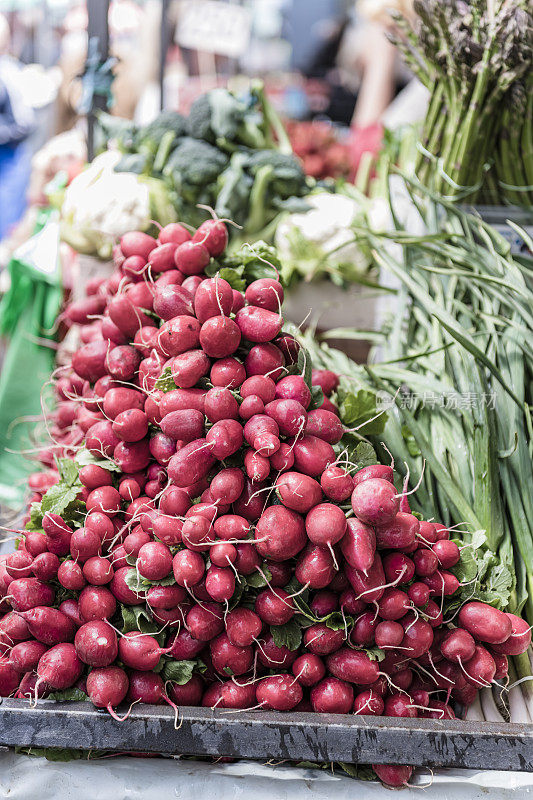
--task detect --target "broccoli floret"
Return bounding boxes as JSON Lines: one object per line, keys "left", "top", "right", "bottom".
{"left": 244, "top": 150, "right": 308, "bottom": 198}
{"left": 164, "top": 137, "right": 229, "bottom": 186}
{"left": 138, "top": 110, "right": 188, "bottom": 149}
{"left": 188, "top": 88, "right": 269, "bottom": 151}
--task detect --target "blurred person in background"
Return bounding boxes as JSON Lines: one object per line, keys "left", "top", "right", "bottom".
{"left": 0, "top": 14, "right": 35, "bottom": 241}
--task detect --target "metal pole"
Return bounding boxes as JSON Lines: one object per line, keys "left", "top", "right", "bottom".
{"left": 86, "top": 0, "right": 110, "bottom": 161}
{"left": 159, "top": 0, "right": 171, "bottom": 110}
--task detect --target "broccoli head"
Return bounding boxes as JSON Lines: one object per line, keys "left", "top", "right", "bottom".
{"left": 188, "top": 88, "right": 268, "bottom": 150}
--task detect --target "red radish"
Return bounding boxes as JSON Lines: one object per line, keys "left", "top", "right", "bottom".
{"left": 86, "top": 666, "right": 129, "bottom": 715}
{"left": 118, "top": 631, "right": 168, "bottom": 670}
{"left": 292, "top": 435, "right": 334, "bottom": 477}
{"left": 75, "top": 620, "right": 118, "bottom": 667}
{"left": 193, "top": 219, "right": 228, "bottom": 256}
{"left": 205, "top": 566, "right": 235, "bottom": 602}
{"left": 204, "top": 388, "right": 239, "bottom": 423}
{"left": 240, "top": 376, "right": 276, "bottom": 402}
{"left": 245, "top": 279, "right": 284, "bottom": 312}
{"left": 219, "top": 679, "right": 257, "bottom": 709}
{"left": 255, "top": 588, "right": 294, "bottom": 626}
{"left": 345, "top": 553, "right": 386, "bottom": 603}
{"left": 463, "top": 645, "right": 496, "bottom": 686}
{"left": 239, "top": 395, "right": 265, "bottom": 420}
{"left": 173, "top": 550, "right": 205, "bottom": 587}
{"left": 210, "top": 633, "right": 253, "bottom": 676}
{"left": 257, "top": 675, "right": 302, "bottom": 711}
{"left": 169, "top": 674, "right": 204, "bottom": 706}
{"left": 210, "top": 357, "right": 246, "bottom": 389}
{"left": 167, "top": 629, "right": 205, "bottom": 660}
{"left": 59, "top": 560, "right": 89, "bottom": 592}
{"left": 174, "top": 241, "right": 210, "bottom": 275}
{"left": 311, "top": 369, "right": 339, "bottom": 397}
{"left": 225, "top": 608, "right": 262, "bottom": 647}
{"left": 351, "top": 478, "right": 399, "bottom": 526}
{"left": 353, "top": 689, "right": 385, "bottom": 715}
{"left": 351, "top": 612, "right": 379, "bottom": 646}
{"left": 17, "top": 606, "right": 75, "bottom": 645}
{"left": 292, "top": 653, "right": 326, "bottom": 687}
{"left": 320, "top": 466, "right": 353, "bottom": 502}
{"left": 257, "top": 632, "right": 298, "bottom": 669}
{"left": 255, "top": 506, "right": 306, "bottom": 561}
{"left": 186, "top": 603, "right": 224, "bottom": 642}
{"left": 0, "top": 660, "right": 20, "bottom": 696}
{"left": 146, "top": 585, "right": 186, "bottom": 609}
{"left": 244, "top": 343, "right": 285, "bottom": 382}
{"left": 6, "top": 551, "right": 33, "bottom": 579}
{"left": 413, "top": 548, "right": 439, "bottom": 577}
{"left": 79, "top": 586, "right": 117, "bottom": 621}
{"left": 305, "top": 409, "right": 343, "bottom": 444}
{"left": 167, "top": 439, "right": 216, "bottom": 487}
{"left": 375, "top": 620, "right": 404, "bottom": 648}
{"left": 274, "top": 375, "right": 311, "bottom": 408}
{"left": 137, "top": 542, "right": 172, "bottom": 581}
{"left": 401, "top": 619, "right": 434, "bottom": 658}
{"left": 376, "top": 512, "right": 419, "bottom": 550}
{"left": 339, "top": 517, "right": 375, "bottom": 573}
{"left": 9, "top": 578, "right": 55, "bottom": 612}
{"left": 32, "top": 553, "right": 59, "bottom": 582}
{"left": 326, "top": 648, "right": 379, "bottom": 685}
{"left": 37, "top": 643, "right": 83, "bottom": 689}
{"left": 104, "top": 387, "right": 145, "bottom": 420}
{"left": 382, "top": 552, "right": 415, "bottom": 584}
{"left": 372, "top": 765, "right": 413, "bottom": 788}
{"left": 303, "top": 624, "right": 344, "bottom": 656}
{"left": 9, "top": 641, "right": 48, "bottom": 673}
{"left": 491, "top": 614, "right": 531, "bottom": 655}
{"left": 120, "top": 231, "right": 157, "bottom": 259}
{"left": 378, "top": 588, "right": 410, "bottom": 620}
{"left": 432, "top": 539, "right": 460, "bottom": 568}
{"left": 83, "top": 557, "right": 114, "bottom": 585}
{"left": 275, "top": 472, "right": 322, "bottom": 513}
{"left": 310, "top": 591, "right": 337, "bottom": 617}
{"left": 295, "top": 544, "right": 335, "bottom": 589}
{"left": 79, "top": 464, "right": 113, "bottom": 490}
{"left": 352, "top": 464, "right": 394, "bottom": 487}
{"left": 440, "top": 628, "right": 476, "bottom": 663}
{"left": 159, "top": 222, "right": 191, "bottom": 246}
{"left": 153, "top": 284, "right": 194, "bottom": 321}
{"left": 311, "top": 677, "right": 353, "bottom": 713}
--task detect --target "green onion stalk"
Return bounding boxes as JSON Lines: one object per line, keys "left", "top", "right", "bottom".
{"left": 298, "top": 174, "right": 533, "bottom": 633}
{"left": 388, "top": 0, "right": 533, "bottom": 205}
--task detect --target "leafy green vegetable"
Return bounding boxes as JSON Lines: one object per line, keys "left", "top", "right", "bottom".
{"left": 161, "top": 659, "right": 197, "bottom": 685}
{"left": 270, "top": 620, "right": 302, "bottom": 651}
{"left": 27, "top": 457, "right": 83, "bottom": 530}
{"left": 48, "top": 687, "right": 88, "bottom": 702}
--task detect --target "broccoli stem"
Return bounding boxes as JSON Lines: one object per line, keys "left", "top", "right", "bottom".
{"left": 153, "top": 131, "right": 177, "bottom": 174}
{"left": 246, "top": 164, "right": 274, "bottom": 235}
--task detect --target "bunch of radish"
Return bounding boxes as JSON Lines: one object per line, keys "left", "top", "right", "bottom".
{"left": 0, "top": 218, "right": 530, "bottom": 789}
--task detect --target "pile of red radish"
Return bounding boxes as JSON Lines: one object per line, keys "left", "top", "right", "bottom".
{"left": 0, "top": 218, "right": 530, "bottom": 789}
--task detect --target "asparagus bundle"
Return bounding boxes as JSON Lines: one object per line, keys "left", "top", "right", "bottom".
{"left": 389, "top": 0, "right": 533, "bottom": 205}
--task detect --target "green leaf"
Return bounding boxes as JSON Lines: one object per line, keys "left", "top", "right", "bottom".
{"left": 48, "top": 687, "right": 88, "bottom": 702}
{"left": 270, "top": 619, "right": 302, "bottom": 650}
{"left": 353, "top": 441, "right": 378, "bottom": 469}
{"left": 401, "top": 425, "right": 422, "bottom": 457}
{"left": 297, "top": 346, "right": 312, "bottom": 390}
{"left": 121, "top": 604, "right": 156, "bottom": 634}
{"left": 205, "top": 263, "right": 246, "bottom": 291}
{"left": 162, "top": 659, "right": 196, "bottom": 685}
{"left": 124, "top": 569, "right": 148, "bottom": 594}
{"left": 364, "top": 647, "right": 386, "bottom": 662}
{"left": 15, "top": 747, "right": 104, "bottom": 762}
{"left": 56, "top": 457, "right": 80, "bottom": 485}
{"left": 247, "top": 566, "right": 272, "bottom": 589}
{"left": 40, "top": 483, "right": 81, "bottom": 517}
{"left": 337, "top": 388, "right": 387, "bottom": 435}
{"left": 75, "top": 448, "right": 121, "bottom": 472}
{"left": 26, "top": 502, "right": 44, "bottom": 531}
{"left": 324, "top": 612, "right": 352, "bottom": 631}
{"left": 309, "top": 385, "right": 324, "bottom": 411}
{"left": 154, "top": 365, "right": 176, "bottom": 392}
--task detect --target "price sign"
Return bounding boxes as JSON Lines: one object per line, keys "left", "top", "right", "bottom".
{"left": 176, "top": 0, "right": 252, "bottom": 59}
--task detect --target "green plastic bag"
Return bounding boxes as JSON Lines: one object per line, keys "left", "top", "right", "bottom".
{"left": 0, "top": 210, "right": 63, "bottom": 509}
